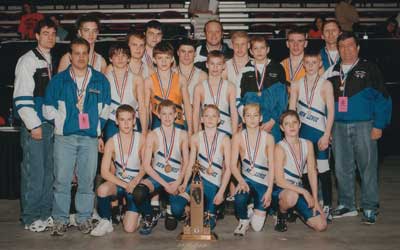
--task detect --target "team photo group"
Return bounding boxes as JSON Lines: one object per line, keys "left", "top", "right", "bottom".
{"left": 14, "top": 12, "right": 392, "bottom": 238}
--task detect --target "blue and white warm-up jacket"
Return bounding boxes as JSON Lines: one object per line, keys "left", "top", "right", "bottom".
{"left": 43, "top": 66, "right": 111, "bottom": 137}
{"left": 325, "top": 59, "right": 392, "bottom": 129}
{"left": 13, "top": 48, "right": 52, "bottom": 130}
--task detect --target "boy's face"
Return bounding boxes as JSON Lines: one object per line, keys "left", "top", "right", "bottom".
{"left": 78, "top": 21, "right": 99, "bottom": 45}
{"left": 232, "top": 37, "right": 249, "bottom": 58}
{"left": 244, "top": 108, "right": 261, "bottom": 128}
{"left": 36, "top": 26, "right": 56, "bottom": 50}
{"left": 70, "top": 44, "right": 89, "bottom": 70}
{"left": 205, "top": 22, "right": 222, "bottom": 47}
{"left": 154, "top": 53, "right": 174, "bottom": 71}
{"left": 201, "top": 108, "right": 220, "bottom": 128}
{"left": 286, "top": 33, "right": 307, "bottom": 56}
{"left": 250, "top": 41, "right": 269, "bottom": 61}
{"left": 322, "top": 22, "right": 341, "bottom": 46}
{"left": 206, "top": 56, "right": 225, "bottom": 77}
{"left": 116, "top": 111, "right": 135, "bottom": 134}
{"left": 303, "top": 56, "right": 322, "bottom": 75}
{"left": 110, "top": 51, "right": 130, "bottom": 69}
{"left": 177, "top": 45, "right": 195, "bottom": 66}
{"left": 158, "top": 106, "right": 176, "bottom": 127}
{"left": 280, "top": 115, "right": 301, "bottom": 137}
{"left": 145, "top": 27, "right": 162, "bottom": 48}
{"left": 128, "top": 36, "right": 145, "bottom": 60}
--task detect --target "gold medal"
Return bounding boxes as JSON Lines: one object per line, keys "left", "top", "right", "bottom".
{"left": 165, "top": 163, "right": 172, "bottom": 173}
{"left": 339, "top": 86, "right": 344, "bottom": 91}
{"left": 207, "top": 165, "right": 213, "bottom": 175}
{"left": 257, "top": 91, "right": 262, "bottom": 96}
{"left": 250, "top": 168, "right": 256, "bottom": 176}
{"left": 122, "top": 171, "right": 127, "bottom": 178}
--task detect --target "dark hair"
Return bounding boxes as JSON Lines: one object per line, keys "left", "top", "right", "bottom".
{"left": 34, "top": 17, "right": 57, "bottom": 35}
{"left": 311, "top": 16, "right": 325, "bottom": 31}
{"left": 304, "top": 47, "right": 321, "bottom": 58}
{"left": 108, "top": 42, "right": 131, "bottom": 59}
{"left": 177, "top": 38, "right": 197, "bottom": 50}
{"left": 126, "top": 31, "right": 145, "bottom": 43}
{"left": 280, "top": 110, "right": 300, "bottom": 125}
{"left": 157, "top": 99, "right": 176, "bottom": 113}
{"left": 250, "top": 36, "right": 269, "bottom": 49}
{"left": 287, "top": 28, "right": 307, "bottom": 39}
{"left": 153, "top": 41, "right": 174, "bottom": 57}
{"left": 116, "top": 104, "right": 136, "bottom": 119}
{"left": 69, "top": 37, "right": 90, "bottom": 54}
{"left": 337, "top": 31, "right": 359, "bottom": 47}
{"left": 322, "top": 19, "right": 341, "bottom": 32}
{"left": 144, "top": 20, "right": 162, "bottom": 33}
{"left": 204, "top": 19, "right": 223, "bottom": 33}
{"left": 207, "top": 50, "right": 225, "bottom": 62}
{"left": 76, "top": 13, "right": 100, "bottom": 31}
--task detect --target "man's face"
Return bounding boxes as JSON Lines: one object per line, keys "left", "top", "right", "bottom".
{"left": 205, "top": 22, "right": 223, "bottom": 47}
{"left": 145, "top": 28, "right": 162, "bottom": 48}
{"left": 250, "top": 41, "right": 269, "bottom": 62}
{"left": 338, "top": 37, "right": 359, "bottom": 64}
{"left": 322, "top": 22, "right": 341, "bottom": 46}
{"left": 128, "top": 36, "right": 145, "bottom": 60}
{"left": 206, "top": 56, "right": 225, "bottom": 77}
{"left": 232, "top": 37, "right": 249, "bottom": 58}
{"left": 177, "top": 45, "right": 195, "bottom": 66}
{"left": 286, "top": 33, "right": 307, "bottom": 56}
{"left": 36, "top": 26, "right": 56, "bottom": 50}
{"left": 78, "top": 21, "right": 99, "bottom": 45}
{"left": 70, "top": 44, "right": 89, "bottom": 70}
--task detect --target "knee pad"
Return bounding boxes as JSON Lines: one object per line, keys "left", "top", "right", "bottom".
{"left": 250, "top": 214, "right": 266, "bottom": 232}
{"left": 165, "top": 212, "right": 178, "bottom": 231}
{"left": 132, "top": 184, "right": 150, "bottom": 206}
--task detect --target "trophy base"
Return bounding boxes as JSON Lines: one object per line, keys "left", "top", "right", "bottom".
{"left": 177, "top": 232, "right": 218, "bottom": 241}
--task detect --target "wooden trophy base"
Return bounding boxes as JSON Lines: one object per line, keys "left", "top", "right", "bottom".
{"left": 177, "top": 226, "right": 218, "bottom": 241}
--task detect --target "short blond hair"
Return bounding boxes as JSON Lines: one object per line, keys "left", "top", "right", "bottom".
{"left": 231, "top": 31, "right": 249, "bottom": 41}
{"left": 243, "top": 103, "right": 261, "bottom": 116}
{"left": 202, "top": 104, "right": 220, "bottom": 117}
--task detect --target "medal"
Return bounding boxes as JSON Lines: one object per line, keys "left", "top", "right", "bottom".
{"left": 304, "top": 75, "right": 320, "bottom": 115}
{"left": 207, "top": 78, "right": 223, "bottom": 106}
{"left": 284, "top": 138, "right": 304, "bottom": 177}
{"left": 112, "top": 67, "right": 129, "bottom": 103}
{"left": 203, "top": 131, "right": 219, "bottom": 175}
{"left": 70, "top": 68, "right": 90, "bottom": 113}
{"left": 117, "top": 132, "right": 135, "bottom": 179}
{"left": 254, "top": 60, "right": 268, "bottom": 96}
{"left": 165, "top": 164, "right": 172, "bottom": 173}
{"left": 160, "top": 126, "right": 176, "bottom": 174}
{"left": 156, "top": 70, "right": 173, "bottom": 100}
{"left": 244, "top": 129, "right": 261, "bottom": 176}
{"left": 288, "top": 57, "right": 303, "bottom": 81}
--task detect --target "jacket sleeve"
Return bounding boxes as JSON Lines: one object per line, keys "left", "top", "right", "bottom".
{"left": 13, "top": 55, "right": 41, "bottom": 130}
{"left": 99, "top": 76, "right": 111, "bottom": 130}
{"left": 43, "top": 76, "right": 60, "bottom": 122}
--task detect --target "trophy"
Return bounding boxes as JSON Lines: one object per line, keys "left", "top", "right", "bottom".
{"left": 177, "top": 160, "right": 218, "bottom": 240}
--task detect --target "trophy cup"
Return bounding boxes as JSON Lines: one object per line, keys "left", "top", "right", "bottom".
{"left": 177, "top": 160, "right": 218, "bottom": 240}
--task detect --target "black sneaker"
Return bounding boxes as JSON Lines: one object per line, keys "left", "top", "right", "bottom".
{"left": 139, "top": 215, "right": 154, "bottom": 235}
{"left": 286, "top": 210, "right": 297, "bottom": 223}
{"left": 164, "top": 213, "right": 178, "bottom": 231}
{"left": 361, "top": 210, "right": 376, "bottom": 225}
{"left": 274, "top": 212, "right": 288, "bottom": 232}
{"left": 152, "top": 206, "right": 162, "bottom": 226}
{"left": 51, "top": 221, "right": 67, "bottom": 236}
{"left": 332, "top": 205, "right": 358, "bottom": 218}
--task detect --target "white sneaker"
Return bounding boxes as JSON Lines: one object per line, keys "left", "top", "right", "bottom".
{"left": 28, "top": 219, "right": 46, "bottom": 232}
{"left": 247, "top": 204, "right": 254, "bottom": 220}
{"left": 42, "top": 217, "right": 54, "bottom": 230}
{"left": 90, "top": 219, "right": 114, "bottom": 237}
{"left": 234, "top": 219, "right": 250, "bottom": 236}
{"left": 68, "top": 214, "right": 78, "bottom": 227}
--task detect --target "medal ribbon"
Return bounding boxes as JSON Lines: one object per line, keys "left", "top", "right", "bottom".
{"left": 117, "top": 132, "right": 135, "bottom": 174}
{"left": 89, "top": 52, "right": 96, "bottom": 68}
{"left": 36, "top": 47, "right": 52, "bottom": 80}
{"left": 289, "top": 57, "right": 303, "bottom": 81}
{"left": 160, "top": 126, "right": 176, "bottom": 165}
{"left": 112, "top": 67, "right": 129, "bottom": 103}
{"left": 304, "top": 75, "right": 320, "bottom": 109}
{"left": 156, "top": 70, "right": 173, "bottom": 100}
{"left": 179, "top": 66, "right": 195, "bottom": 84}
{"left": 207, "top": 78, "right": 223, "bottom": 106}
{"left": 339, "top": 59, "right": 359, "bottom": 95}
{"left": 130, "top": 61, "right": 143, "bottom": 75}
{"left": 254, "top": 60, "right": 269, "bottom": 94}
{"left": 244, "top": 129, "right": 261, "bottom": 170}
{"left": 325, "top": 47, "right": 339, "bottom": 66}
{"left": 284, "top": 138, "right": 304, "bottom": 177}
{"left": 203, "top": 131, "right": 219, "bottom": 168}
{"left": 70, "top": 68, "right": 90, "bottom": 112}
{"left": 144, "top": 51, "right": 154, "bottom": 69}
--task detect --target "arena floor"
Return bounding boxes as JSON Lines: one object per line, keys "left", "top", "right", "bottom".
{"left": 0, "top": 157, "right": 399, "bottom": 250}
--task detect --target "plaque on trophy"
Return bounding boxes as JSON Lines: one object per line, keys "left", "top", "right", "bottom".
{"left": 177, "top": 160, "right": 218, "bottom": 240}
